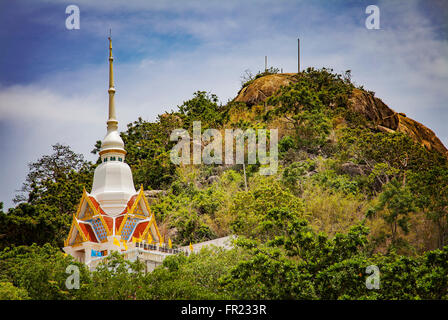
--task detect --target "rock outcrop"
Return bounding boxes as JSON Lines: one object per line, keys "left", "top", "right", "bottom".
{"left": 340, "top": 162, "right": 366, "bottom": 176}
{"left": 233, "top": 74, "right": 448, "bottom": 157}
{"left": 144, "top": 190, "right": 167, "bottom": 204}
{"left": 349, "top": 89, "right": 448, "bottom": 156}
{"left": 234, "top": 73, "right": 297, "bottom": 106}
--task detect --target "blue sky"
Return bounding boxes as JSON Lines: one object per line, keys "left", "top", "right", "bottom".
{"left": 0, "top": 0, "right": 447, "bottom": 209}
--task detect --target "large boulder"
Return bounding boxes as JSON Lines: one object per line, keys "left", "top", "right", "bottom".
{"left": 206, "top": 175, "right": 219, "bottom": 184}
{"left": 341, "top": 162, "right": 365, "bottom": 176}
{"left": 234, "top": 73, "right": 297, "bottom": 106}
{"left": 144, "top": 190, "right": 167, "bottom": 204}
{"left": 144, "top": 190, "right": 167, "bottom": 198}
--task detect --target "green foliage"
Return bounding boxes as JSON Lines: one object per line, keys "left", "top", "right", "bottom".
{"left": 281, "top": 160, "right": 315, "bottom": 194}
{"left": 178, "top": 91, "right": 229, "bottom": 129}
{"left": 0, "top": 282, "right": 29, "bottom": 300}
{"left": 301, "top": 183, "right": 369, "bottom": 237}
{"left": 14, "top": 143, "right": 92, "bottom": 205}
{"left": 119, "top": 116, "right": 179, "bottom": 190}
{"left": 151, "top": 168, "right": 222, "bottom": 245}
{"left": 368, "top": 179, "right": 416, "bottom": 244}
{"left": 266, "top": 68, "right": 354, "bottom": 152}
{"left": 0, "top": 244, "right": 90, "bottom": 300}
{"left": 311, "top": 169, "right": 360, "bottom": 195}
{"left": 145, "top": 247, "right": 242, "bottom": 299}
{"left": 223, "top": 209, "right": 371, "bottom": 299}
{"left": 338, "top": 129, "right": 436, "bottom": 191}
{"left": 87, "top": 252, "right": 146, "bottom": 300}
{"left": 0, "top": 144, "right": 93, "bottom": 249}
{"left": 278, "top": 135, "right": 295, "bottom": 154}
{"left": 408, "top": 166, "right": 448, "bottom": 248}
{"left": 230, "top": 176, "right": 305, "bottom": 239}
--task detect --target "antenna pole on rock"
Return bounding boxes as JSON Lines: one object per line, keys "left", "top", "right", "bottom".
{"left": 298, "top": 37, "right": 300, "bottom": 74}
{"left": 265, "top": 56, "right": 267, "bottom": 72}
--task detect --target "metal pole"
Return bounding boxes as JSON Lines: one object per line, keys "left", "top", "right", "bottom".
{"left": 298, "top": 37, "right": 300, "bottom": 73}
{"left": 265, "top": 56, "right": 267, "bottom": 72}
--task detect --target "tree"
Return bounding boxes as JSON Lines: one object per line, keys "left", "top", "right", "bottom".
{"left": 409, "top": 167, "right": 448, "bottom": 249}
{"left": 0, "top": 244, "right": 90, "bottom": 300}
{"left": 144, "top": 247, "right": 241, "bottom": 299}
{"left": 86, "top": 252, "right": 146, "bottom": 300}
{"left": 0, "top": 144, "right": 93, "bottom": 248}
{"left": 177, "top": 91, "right": 228, "bottom": 129}
{"left": 150, "top": 168, "right": 219, "bottom": 245}
{"left": 222, "top": 207, "right": 371, "bottom": 299}
{"left": 267, "top": 83, "right": 330, "bottom": 151}
{"left": 119, "top": 117, "right": 179, "bottom": 190}
{"left": 339, "top": 129, "right": 437, "bottom": 191}
{"left": 230, "top": 176, "right": 305, "bottom": 240}
{"left": 367, "top": 179, "right": 416, "bottom": 245}
{"left": 14, "top": 144, "right": 91, "bottom": 205}
{"left": 282, "top": 160, "right": 316, "bottom": 195}
{"left": 266, "top": 68, "right": 353, "bottom": 152}
{"left": 0, "top": 282, "right": 29, "bottom": 300}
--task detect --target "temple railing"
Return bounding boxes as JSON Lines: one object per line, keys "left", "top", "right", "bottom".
{"left": 86, "top": 242, "right": 191, "bottom": 270}
{"left": 135, "top": 242, "right": 189, "bottom": 256}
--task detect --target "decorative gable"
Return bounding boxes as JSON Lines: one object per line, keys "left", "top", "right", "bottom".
{"left": 74, "top": 232, "right": 83, "bottom": 245}
{"left": 65, "top": 218, "right": 87, "bottom": 246}
{"left": 134, "top": 203, "right": 145, "bottom": 216}
{"left": 65, "top": 186, "right": 161, "bottom": 247}
{"left": 84, "top": 206, "right": 95, "bottom": 219}
{"left": 76, "top": 189, "right": 98, "bottom": 220}
{"left": 127, "top": 187, "right": 150, "bottom": 217}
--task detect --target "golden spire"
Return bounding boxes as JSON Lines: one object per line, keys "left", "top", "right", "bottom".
{"left": 107, "top": 31, "right": 117, "bottom": 129}
{"left": 97, "top": 32, "right": 126, "bottom": 157}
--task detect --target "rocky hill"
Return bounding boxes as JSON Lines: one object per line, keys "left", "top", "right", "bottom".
{"left": 234, "top": 73, "right": 448, "bottom": 157}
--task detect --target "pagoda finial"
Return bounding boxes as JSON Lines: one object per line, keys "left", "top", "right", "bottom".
{"left": 97, "top": 35, "right": 126, "bottom": 157}
{"left": 107, "top": 32, "right": 117, "bottom": 128}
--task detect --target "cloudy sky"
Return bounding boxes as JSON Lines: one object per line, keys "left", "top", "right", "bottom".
{"left": 0, "top": 0, "right": 447, "bottom": 209}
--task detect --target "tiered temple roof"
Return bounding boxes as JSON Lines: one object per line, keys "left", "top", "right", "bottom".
{"left": 65, "top": 186, "right": 161, "bottom": 247}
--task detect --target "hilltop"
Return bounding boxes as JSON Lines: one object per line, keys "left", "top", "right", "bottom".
{"left": 235, "top": 73, "right": 447, "bottom": 157}
{"left": 129, "top": 67, "right": 447, "bottom": 255}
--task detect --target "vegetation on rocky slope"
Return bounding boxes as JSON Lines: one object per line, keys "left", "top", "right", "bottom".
{"left": 1, "top": 68, "right": 448, "bottom": 299}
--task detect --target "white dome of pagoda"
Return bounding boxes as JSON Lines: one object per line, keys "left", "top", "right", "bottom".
{"left": 91, "top": 160, "right": 136, "bottom": 216}
{"left": 101, "top": 127, "right": 125, "bottom": 153}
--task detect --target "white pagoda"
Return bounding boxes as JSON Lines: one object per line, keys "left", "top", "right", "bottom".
{"left": 63, "top": 36, "right": 175, "bottom": 271}
{"left": 63, "top": 36, "right": 234, "bottom": 271}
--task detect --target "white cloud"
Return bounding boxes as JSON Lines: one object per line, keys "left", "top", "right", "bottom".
{"left": 0, "top": 85, "right": 103, "bottom": 124}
